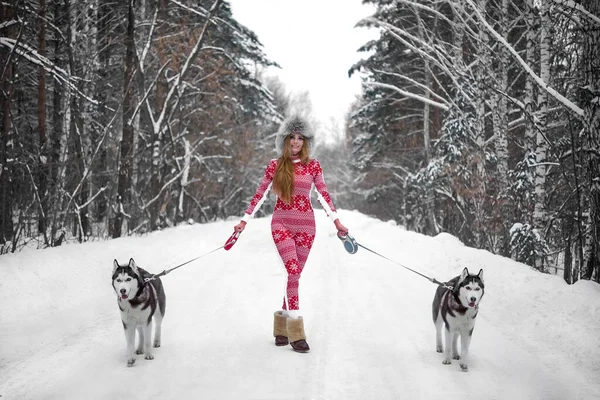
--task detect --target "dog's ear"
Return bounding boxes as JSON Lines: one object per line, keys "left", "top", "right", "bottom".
{"left": 459, "top": 267, "right": 469, "bottom": 282}
{"left": 477, "top": 269, "right": 484, "bottom": 284}
{"left": 112, "top": 259, "right": 120, "bottom": 275}
{"left": 128, "top": 258, "right": 138, "bottom": 273}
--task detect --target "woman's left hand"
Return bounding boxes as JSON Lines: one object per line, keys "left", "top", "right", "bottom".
{"left": 334, "top": 219, "right": 349, "bottom": 236}
{"left": 234, "top": 220, "right": 247, "bottom": 232}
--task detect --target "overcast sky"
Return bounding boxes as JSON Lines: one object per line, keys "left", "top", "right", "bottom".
{"left": 228, "top": 0, "right": 379, "bottom": 133}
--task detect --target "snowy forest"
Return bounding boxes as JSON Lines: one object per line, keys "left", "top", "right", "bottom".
{"left": 0, "top": 0, "right": 599, "bottom": 285}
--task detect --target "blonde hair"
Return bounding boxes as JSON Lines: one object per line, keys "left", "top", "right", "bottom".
{"left": 272, "top": 135, "right": 311, "bottom": 204}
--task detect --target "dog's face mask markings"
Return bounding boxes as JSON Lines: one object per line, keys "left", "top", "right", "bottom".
{"left": 113, "top": 269, "right": 139, "bottom": 300}
{"left": 458, "top": 281, "right": 483, "bottom": 308}
{"left": 457, "top": 269, "right": 484, "bottom": 309}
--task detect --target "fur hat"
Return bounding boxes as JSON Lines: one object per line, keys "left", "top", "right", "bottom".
{"left": 275, "top": 115, "right": 314, "bottom": 152}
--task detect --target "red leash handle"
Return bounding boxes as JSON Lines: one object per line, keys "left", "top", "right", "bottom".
{"left": 224, "top": 230, "right": 241, "bottom": 251}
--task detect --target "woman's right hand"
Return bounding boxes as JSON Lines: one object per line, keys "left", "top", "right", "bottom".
{"left": 334, "top": 219, "right": 349, "bottom": 236}
{"left": 234, "top": 220, "right": 247, "bottom": 233}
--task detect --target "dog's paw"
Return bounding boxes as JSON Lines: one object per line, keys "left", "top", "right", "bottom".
{"left": 153, "top": 341, "right": 161, "bottom": 348}
{"left": 436, "top": 346, "right": 443, "bottom": 353}
{"left": 144, "top": 354, "right": 154, "bottom": 360}
{"left": 460, "top": 363, "right": 468, "bottom": 372}
{"left": 453, "top": 355, "right": 461, "bottom": 360}
{"left": 127, "top": 358, "right": 136, "bottom": 367}
{"left": 135, "top": 349, "right": 144, "bottom": 355}
{"left": 442, "top": 359, "right": 452, "bottom": 365}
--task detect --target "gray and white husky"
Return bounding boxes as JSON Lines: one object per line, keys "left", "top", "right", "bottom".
{"left": 112, "top": 258, "right": 166, "bottom": 367}
{"left": 432, "top": 267, "right": 484, "bottom": 372}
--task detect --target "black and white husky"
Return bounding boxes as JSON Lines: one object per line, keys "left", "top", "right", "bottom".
{"left": 112, "top": 258, "right": 166, "bottom": 367}
{"left": 432, "top": 267, "right": 484, "bottom": 372}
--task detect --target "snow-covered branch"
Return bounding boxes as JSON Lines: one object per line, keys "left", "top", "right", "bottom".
{"left": 0, "top": 20, "right": 19, "bottom": 30}
{"left": 552, "top": 0, "right": 600, "bottom": 25}
{"left": 64, "top": 101, "right": 123, "bottom": 215}
{"left": 364, "top": 81, "right": 450, "bottom": 110}
{"left": 170, "top": 0, "right": 209, "bottom": 18}
{"left": 392, "top": 0, "right": 455, "bottom": 26}
{"left": 140, "top": 7, "right": 158, "bottom": 67}
{"left": 0, "top": 38, "right": 98, "bottom": 105}
{"left": 372, "top": 68, "right": 448, "bottom": 103}
{"left": 130, "top": 61, "right": 170, "bottom": 127}
{"left": 362, "top": 16, "right": 475, "bottom": 111}
{"left": 463, "top": 0, "right": 584, "bottom": 117}
{"left": 154, "top": 0, "right": 223, "bottom": 133}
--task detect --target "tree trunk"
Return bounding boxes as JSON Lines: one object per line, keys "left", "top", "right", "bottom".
{"left": 580, "top": 0, "right": 600, "bottom": 282}
{"left": 49, "top": 0, "right": 66, "bottom": 245}
{"left": 563, "top": 217, "right": 573, "bottom": 284}
{"left": 113, "top": 0, "right": 136, "bottom": 238}
{"left": 37, "top": 0, "right": 48, "bottom": 238}
{"left": 0, "top": 0, "right": 15, "bottom": 245}
{"left": 533, "top": 0, "right": 550, "bottom": 271}
{"left": 150, "top": 0, "right": 169, "bottom": 231}
{"left": 416, "top": 9, "right": 438, "bottom": 236}
{"left": 493, "top": 0, "right": 509, "bottom": 190}
{"left": 423, "top": 68, "right": 437, "bottom": 235}
{"left": 492, "top": 0, "right": 510, "bottom": 255}
{"left": 65, "top": 0, "right": 89, "bottom": 242}
{"left": 524, "top": 0, "right": 537, "bottom": 153}
{"left": 94, "top": 0, "right": 111, "bottom": 225}
{"left": 176, "top": 139, "right": 192, "bottom": 224}
{"left": 474, "top": 0, "right": 489, "bottom": 247}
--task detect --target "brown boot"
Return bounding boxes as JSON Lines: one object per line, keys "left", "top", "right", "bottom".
{"left": 273, "top": 311, "right": 289, "bottom": 346}
{"left": 286, "top": 316, "right": 310, "bottom": 353}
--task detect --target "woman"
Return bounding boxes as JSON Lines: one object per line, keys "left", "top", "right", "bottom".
{"left": 234, "top": 115, "right": 348, "bottom": 353}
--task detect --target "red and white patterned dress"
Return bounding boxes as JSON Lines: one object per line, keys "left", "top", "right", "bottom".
{"left": 242, "top": 157, "right": 338, "bottom": 311}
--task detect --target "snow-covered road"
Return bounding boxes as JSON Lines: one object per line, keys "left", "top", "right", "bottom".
{"left": 1, "top": 210, "right": 599, "bottom": 399}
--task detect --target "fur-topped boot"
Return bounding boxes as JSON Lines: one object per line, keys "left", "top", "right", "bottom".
{"left": 286, "top": 316, "right": 310, "bottom": 353}
{"left": 273, "top": 311, "right": 289, "bottom": 346}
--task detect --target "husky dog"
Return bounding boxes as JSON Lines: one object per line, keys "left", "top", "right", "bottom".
{"left": 112, "top": 258, "right": 166, "bottom": 367}
{"left": 432, "top": 267, "right": 484, "bottom": 372}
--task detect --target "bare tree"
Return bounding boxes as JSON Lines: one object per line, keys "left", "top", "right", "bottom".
{"left": 580, "top": 0, "right": 600, "bottom": 281}
{"left": 0, "top": 1, "right": 16, "bottom": 247}
{"left": 37, "top": 0, "right": 48, "bottom": 237}
{"left": 113, "top": 0, "right": 136, "bottom": 238}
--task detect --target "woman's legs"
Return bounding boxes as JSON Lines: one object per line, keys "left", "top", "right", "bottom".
{"left": 272, "top": 225, "right": 302, "bottom": 311}
{"left": 271, "top": 224, "right": 315, "bottom": 312}
{"left": 271, "top": 216, "right": 315, "bottom": 353}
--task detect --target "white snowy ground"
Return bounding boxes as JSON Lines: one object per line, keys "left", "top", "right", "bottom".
{"left": 1, "top": 210, "right": 599, "bottom": 400}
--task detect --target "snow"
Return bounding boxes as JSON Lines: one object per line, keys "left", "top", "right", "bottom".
{"left": 1, "top": 210, "right": 599, "bottom": 400}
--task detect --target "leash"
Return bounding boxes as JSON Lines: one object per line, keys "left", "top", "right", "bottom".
{"left": 337, "top": 233, "right": 453, "bottom": 290}
{"left": 144, "top": 230, "right": 242, "bottom": 283}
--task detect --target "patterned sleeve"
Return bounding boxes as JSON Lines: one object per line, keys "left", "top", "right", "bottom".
{"left": 242, "top": 159, "right": 277, "bottom": 222}
{"left": 312, "top": 159, "right": 339, "bottom": 223}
